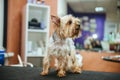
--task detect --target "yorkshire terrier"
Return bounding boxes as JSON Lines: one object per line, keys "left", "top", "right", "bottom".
{"left": 41, "top": 15, "right": 82, "bottom": 77}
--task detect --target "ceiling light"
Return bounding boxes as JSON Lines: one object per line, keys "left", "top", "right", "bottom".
{"left": 95, "top": 7, "right": 104, "bottom": 12}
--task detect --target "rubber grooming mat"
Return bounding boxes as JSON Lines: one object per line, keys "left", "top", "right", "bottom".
{"left": 0, "top": 66, "right": 120, "bottom": 80}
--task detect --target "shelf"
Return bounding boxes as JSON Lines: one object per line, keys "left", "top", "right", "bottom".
{"left": 27, "top": 3, "right": 49, "bottom": 9}
{"left": 21, "top": 3, "right": 50, "bottom": 67}
{"left": 27, "top": 55, "right": 44, "bottom": 57}
{"left": 4, "top": 52, "right": 14, "bottom": 58}
{"left": 28, "top": 29, "right": 47, "bottom": 33}
{"left": 27, "top": 53, "right": 44, "bottom": 57}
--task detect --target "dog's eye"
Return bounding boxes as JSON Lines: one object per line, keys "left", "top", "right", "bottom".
{"left": 68, "top": 20, "right": 72, "bottom": 25}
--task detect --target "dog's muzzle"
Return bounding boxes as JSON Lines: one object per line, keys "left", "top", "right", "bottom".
{"left": 76, "top": 24, "right": 82, "bottom": 31}
{"left": 72, "top": 24, "right": 82, "bottom": 38}
{"left": 75, "top": 24, "right": 82, "bottom": 32}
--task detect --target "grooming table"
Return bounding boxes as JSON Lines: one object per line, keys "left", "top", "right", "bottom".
{"left": 0, "top": 66, "right": 120, "bottom": 80}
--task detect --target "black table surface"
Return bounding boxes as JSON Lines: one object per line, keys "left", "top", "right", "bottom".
{"left": 0, "top": 66, "right": 120, "bottom": 80}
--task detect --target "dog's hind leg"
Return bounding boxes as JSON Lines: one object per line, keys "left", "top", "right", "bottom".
{"left": 41, "top": 55, "right": 50, "bottom": 76}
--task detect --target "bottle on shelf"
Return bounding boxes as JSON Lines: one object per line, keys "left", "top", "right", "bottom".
{"left": 37, "top": 0, "right": 41, "bottom": 4}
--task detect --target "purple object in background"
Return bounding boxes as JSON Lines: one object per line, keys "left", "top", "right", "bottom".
{"left": 67, "top": 4, "right": 106, "bottom": 48}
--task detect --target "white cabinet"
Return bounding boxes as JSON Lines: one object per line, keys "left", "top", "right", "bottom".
{"left": 21, "top": 3, "right": 50, "bottom": 67}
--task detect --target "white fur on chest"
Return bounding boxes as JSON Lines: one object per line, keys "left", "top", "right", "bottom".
{"left": 48, "top": 36, "right": 75, "bottom": 58}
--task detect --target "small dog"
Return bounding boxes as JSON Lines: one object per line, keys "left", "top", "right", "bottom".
{"left": 41, "top": 15, "right": 82, "bottom": 77}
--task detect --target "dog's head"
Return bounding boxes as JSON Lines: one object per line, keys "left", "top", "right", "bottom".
{"left": 51, "top": 15, "right": 82, "bottom": 39}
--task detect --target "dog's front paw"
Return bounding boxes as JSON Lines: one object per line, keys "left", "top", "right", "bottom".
{"left": 57, "top": 70, "right": 66, "bottom": 77}
{"left": 72, "top": 67, "right": 82, "bottom": 73}
{"left": 40, "top": 71, "right": 48, "bottom": 76}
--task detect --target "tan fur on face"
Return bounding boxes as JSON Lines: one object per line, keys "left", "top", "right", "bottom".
{"left": 52, "top": 15, "right": 81, "bottom": 39}
{"left": 60, "top": 15, "right": 81, "bottom": 39}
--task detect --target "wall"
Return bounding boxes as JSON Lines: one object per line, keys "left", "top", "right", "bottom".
{"left": 7, "top": 0, "right": 27, "bottom": 64}
{"left": 106, "top": 13, "right": 119, "bottom": 23}
{"left": 7, "top": 0, "right": 58, "bottom": 64}
{"left": 0, "top": 0, "right": 4, "bottom": 48}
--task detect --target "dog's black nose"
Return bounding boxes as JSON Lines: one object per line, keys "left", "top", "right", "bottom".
{"left": 76, "top": 24, "right": 81, "bottom": 30}
{"left": 78, "top": 24, "right": 80, "bottom": 28}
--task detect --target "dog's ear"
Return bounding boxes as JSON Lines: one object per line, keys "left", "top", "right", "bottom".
{"left": 51, "top": 15, "right": 60, "bottom": 26}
